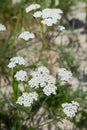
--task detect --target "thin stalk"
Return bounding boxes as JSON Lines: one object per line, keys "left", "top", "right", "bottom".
{"left": 10, "top": 12, "right": 22, "bottom": 50}
{"left": 40, "top": 24, "right": 49, "bottom": 49}
{"left": 12, "top": 70, "right": 19, "bottom": 103}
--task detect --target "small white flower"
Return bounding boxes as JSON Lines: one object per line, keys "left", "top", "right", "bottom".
{"left": 42, "top": 75, "right": 56, "bottom": 87}
{"left": 58, "top": 68, "right": 72, "bottom": 82}
{"left": 16, "top": 92, "right": 38, "bottom": 107}
{"left": 42, "top": 8, "right": 62, "bottom": 19}
{"left": 57, "top": 25, "right": 65, "bottom": 31}
{"left": 28, "top": 66, "right": 57, "bottom": 96}
{"left": 62, "top": 101, "right": 79, "bottom": 118}
{"left": 8, "top": 56, "right": 26, "bottom": 68}
{"left": 25, "top": 4, "right": 40, "bottom": 13}
{"left": 10, "top": 56, "right": 26, "bottom": 65}
{"left": 33, "top": 11, "right": 42, "bottom": 18}
{"left": 72, "top": 101, "right": 79, "bottom": 107}
{"left": 29, "top": 66, "right": 55, "bottom": 88}
{"left": 8, "top": 62, "right": 16, "bottom": 68}
{"left": 32, "top": 92, "right": 38, "bottom": 100}
{"left": 43, "top": 85, "right": 57, "bottom": 96}
{"left": 14, "top": 70, "right": 27, "bottom": 81}
{"left": 18, "top": 31, "right": 35, "bottom": 41}
{"left": 34, "top": 8, "right": 63, "bottom": 26}
{"left": 37, "top": 66, "right": 50, "bottom": 75}
{"left": 29, "top": 77, "right": 41, "bottom": 88}
{"left": 0, "top": 24, "right": 6, "bottom": 31}
{"left": 33, "top": 8, "right": 63, "bottom": 26}
{"left": 30, "top": 66, "right": 50, "bottom": 78}
{"left": 41, "top": 18, "right": 57, "bottom": 26}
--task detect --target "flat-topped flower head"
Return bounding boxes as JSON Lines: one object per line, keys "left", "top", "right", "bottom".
{"left": 16, "top": 92, "right": 38, "bottom": 107}
{"left": 33, "top": 8, "right": 63, "bottom": 26}
{"left": 8, "top": 62, "right": 16, "bottom": 69}
{"left": 28, "top": 66, "right": 57, "bottom": 96}
{"left": 37, "top": 66, "right": 50, "bottom": 75}
{"left": 41, "top": 18, "right": 58, "bottom": 26}
{"left": 29, "top": 66, "right": 55, "bottom": 88}
{"left": 0, "top": 24, "right": 6, "bottom": 31}
{"left": 8, "top": 56, "right": 26, "bottom": 68}
{"left": 10, "top": 56, "right": 26, "bottom": 65}
{"left": 72, "top": 101, "right": 79, "bottom": 107}
{"left": 26, "top": 4, "right": 40, "bottom": 13}
{"left": 57, "top": 25, "right": 65, "bottom": 31}
{"left": 33, "top": 11, "right": 42, "bottom": 18}
{"left": 30, "top": 66, "right": 50, "bottom": 78}
{"left": 62, "top": 101, "right": 79, "bottom": 118}
{"left": 14, "top": 70, "right": 27, "bottom": 81}
{"left": 42, "top": 8, "right": 63, "bottom": 19}
{"left": 58, "top": 68, "right": 72, "bottom": 82}
{"left": 29, "top": 74, "right": 56, "bottom": 88}
{"left": 18, "top": 31, "right": 35, "bottom": 41}
{"left": 43, "top": 85, "right": 57, "bottom": 96}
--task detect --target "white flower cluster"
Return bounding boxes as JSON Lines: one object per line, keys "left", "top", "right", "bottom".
{"left": 8, "top": 56, "right": 26, "bottom": 68}
{"left": 41, "top": 18, "right": 58, "bottom": 27}
{"left": 14, "top": 70, "right": 27, "bottom": 81}
{"left": 16, "top": 92, "right": 38, "bottom": 107}
{"left": 33, "top": 8, "right": 63, "bottom": 26}
{"left": 29, "top": 66, "right": 57, "bottom": 96}
{"left": 26, "top": 4, "right": 40, "bottom": 13}
{"left": 58, "top": 68, "right": 72, "bottom": 82}
{"left": 33, "top": 11, "right": 42, "bottom": 18}
{"left": 62, "top": 101, "right": 79, "bottom": 118}
{"left": 0, "top": 24, "right": 6, "bottom": 31}
{"left": 18, "top": 31, "right": 35, "bottom": 41}
{"left": 57, "top": 25, "right": 65, "bottom": 31}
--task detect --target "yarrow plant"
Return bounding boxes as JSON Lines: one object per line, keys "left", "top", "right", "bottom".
{"left": 0, "top": 24, "right": 6, "bottom": 31}
{"left": 33, "top": 8, "right": 63, "bottom": 26}
{"left": 16, "top": 92, "right": 38, "bottom": 107}
{"left": 58, "top": 68, "right": 72, "bottom": 82}
{"left": 8, "top": 56, "right": 26, "bottom": 68}
{"left": 18, "top": 31, "right": 35, "bottom": 41}
{"left": 62, "top": 101, "right": 79, "bottom": 118}
{"left": 1, "top": 2, "right": 84, "bottom": 130}
{"left": 8, "top": 56, "right": 79, "bottom": 115}
{"left": 8, "top": 55, "right": 80, "bottom": 129}
{"left": 8, "top": 56, "right": 74, "bottom": 101}
{"left": 25, "top": 4, "right": 40, "bottom": 13}
{"left": 57, "top": 25, "right": 65, "bottom": 31}
{"left": 28, "top": 66, "right": 56, "bottom": 96}
{"left": 14, "top": 70, "right": 27, "bottom": 81}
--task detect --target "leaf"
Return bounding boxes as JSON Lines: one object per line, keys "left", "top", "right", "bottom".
{"left": 54, "top": 0, "right": 59, "bottom": 6}
{"left": 12, "top": 77, "right": 19, "bottom": 102}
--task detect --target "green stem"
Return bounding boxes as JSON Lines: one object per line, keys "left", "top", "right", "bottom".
{"left": 12, "top": 77, "right": 19, "bottom": 103}
{"left": 40, "top": 24, "right": 49, "bottom": 49}
{"left": 10, "top": 12, "right": 22, "bottom": 49}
